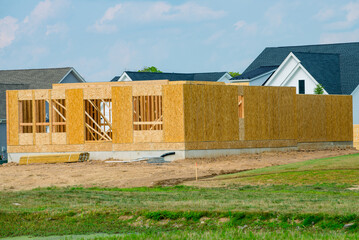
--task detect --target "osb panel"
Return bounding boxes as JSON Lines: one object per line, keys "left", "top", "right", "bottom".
{"left": 239, "top": 118, "right": 245, "bottom": 140}
{"left": 84, "top": 87, "right": 111, "bottom": 99}
{"left": 34, "top": 90, "right": 49, "bottom": 99}
{"left": 183, "top": 84, "right": 239, "bottom": 142}
{"left": 163, "top": 84, "right": 185, "bottom": 142}
{"left": 19, "top": 153, "right": 81, "bottom": 165}
{"left": 66, "top": 89, "right": 84, "bottom": 144}
{"left": 7, "top": 90, "right": 19, "bottom": 146}
{"left": 17, "top": 90, "right": 33, "bottom": 100}
{"left": 326, "top": 95, "right": 352, "bottom": 142}
{"left": 169, "top": 81, "right": 224, "bottom": 85}
{"left": 35, "top": 133, "right": 50, "bottom": 145}
{"left": 132, "top": 84, "right": 162, "bottom": 96}
{"left": 112, "top": 86, "right": 133, "bottom": 143}
{"left": 7, "top": 142, "right": 186, "bottom": 153}
{"left": 52, "top": 133, "right": 67, "bottom": 145}
{"left": 244, "top": 86, "right": 296, "bottom": 141}
{"left": 133, "top": 130, "right": 163, "bottom": 143}
{"left": 184, "top": 139, "right": 298, "bottom": 150}
{"left": 297, "top": 95, "right": 327, "bottom": 142}
{"left": 19, "top": 133, "right": 33, "bottom": 145}
{"left": 52, "top": 80, "right": 169, "bottom": 90}
{"left": 51, "top": 89, "right": 66, "bottom": 99}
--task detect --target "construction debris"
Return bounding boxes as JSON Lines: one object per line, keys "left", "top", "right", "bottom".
{"left": 19, "top": 152, "right": 89, "bottom": 165}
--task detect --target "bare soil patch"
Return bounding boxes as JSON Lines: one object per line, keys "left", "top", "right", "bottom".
{"left": 0, "top": 148, "right": 357, "bottom": 191}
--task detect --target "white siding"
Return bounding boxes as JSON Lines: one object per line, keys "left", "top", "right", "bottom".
{"left": 283, "top": 67, "right": 319, "bottom": 94}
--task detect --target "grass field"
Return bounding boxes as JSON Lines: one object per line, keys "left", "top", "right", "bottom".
{"left": 1, "top": 153, "right": 359, "bottom": 239}
{"left": 189, "top": 153, "right": 359, "bottom": 186}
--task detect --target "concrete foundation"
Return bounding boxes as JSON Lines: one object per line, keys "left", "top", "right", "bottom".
{"left": 7, "top": 141, "right": 352, "bottom": 163}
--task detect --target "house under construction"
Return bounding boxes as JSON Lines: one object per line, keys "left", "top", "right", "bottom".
{"left": 6, "top": 81, "right": 353, "bottom": 162}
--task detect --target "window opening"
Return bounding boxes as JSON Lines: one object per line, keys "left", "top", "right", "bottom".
{"left": 19, "top": 100, "right": 33, "bottom": 133}
{"left": 133, "top": 95, "right": 163, "bottom": 130}
{"left": 84, "top": 99, "right": 112, "bottom": 141}
{"left": 52, "top": 99, "right": 66, "bottom": 133}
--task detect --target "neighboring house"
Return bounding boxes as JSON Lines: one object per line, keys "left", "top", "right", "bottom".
{"left": 111, "top": 71, "right": 232, "bottom": 83}
{"left": 231, "top": 42, "right": 359, "bottom": 124}
{"left": 0, "top": 67, "right": 85, "bottom": 160}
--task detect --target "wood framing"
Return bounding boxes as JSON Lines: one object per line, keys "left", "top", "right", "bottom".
{"left": 6, "top": 81, "right": 353, "bottom": 158}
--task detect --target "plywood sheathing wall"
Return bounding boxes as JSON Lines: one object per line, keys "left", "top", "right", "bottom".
{"left": 66, "top": 89, "right": 84, "bottom": 144}
{"left": 183, "top": 84, "right": 239, "bottom": 142}
{"left": 163, "top": 84, "right": 185, "bottom": 142}
{"left": 297, "top": 94, "right": 352, "bottom": 142}
{"left": 112, "top": 86, "right": 133, "bottom": 143}
{"left": 243, "top": 86, "right": 297, "bottom": 141}
{"left": 6, "top": 90, "right": 19, "bottom": 146}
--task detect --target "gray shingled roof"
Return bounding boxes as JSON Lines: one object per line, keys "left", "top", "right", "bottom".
{"left": 232, "top": 66, "right": 278, "bottom": 80}
{"left": 244, "top": 42, "right": 359, "bottom": 94}
{"left": 0, "top": 67, "right": 74, "bottom": 120}
{"left": 122, "top": 71, "right": 228, "bottom": 82}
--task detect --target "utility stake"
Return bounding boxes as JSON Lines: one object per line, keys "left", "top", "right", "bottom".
{"left": 195, "top": 162, "right": 198, "bottom": 181}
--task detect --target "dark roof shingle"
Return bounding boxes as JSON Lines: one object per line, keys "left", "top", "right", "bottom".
{"left": 123, "top": 71, "right": 228, "bottom": 82}
{"left": 0, "top": 67, "right": 74, "bottom": 120}
{"left": 232, "top": 66, "right": 278, "bottom": 80}
{"left": 243, "top": 42, "right": 359, "bottom": 94}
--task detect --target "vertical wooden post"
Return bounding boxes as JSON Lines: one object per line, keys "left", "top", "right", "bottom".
{"left": 32, "top": 90, "right": 36, "bottom": 145}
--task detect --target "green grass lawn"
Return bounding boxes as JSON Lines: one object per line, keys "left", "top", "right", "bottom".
{"left": 197, "top": 153, "right": 359, "bottom": 186}
{"left": 1, "top": 153, "right": 359, "bottom": 239}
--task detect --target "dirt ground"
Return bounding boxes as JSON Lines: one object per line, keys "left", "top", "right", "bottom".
{"left": 0, "top": 148, "right": 358, "bottom": 191}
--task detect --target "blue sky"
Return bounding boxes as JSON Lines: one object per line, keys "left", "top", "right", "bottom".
{"left": 1, "top": 0, "right": 359, "bottom": 82}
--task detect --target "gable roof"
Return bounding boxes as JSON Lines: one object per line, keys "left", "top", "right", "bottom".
{"left": 231, "top": 66, "right": 278, "bottom": 80}
{"left": 293, "top": 52, "right": 341, "bottom": 94}
{"left": 0, "top": 67, "right": 84, "bottom": 120}
{"left": 120, "top": 71, "right": 228, "bottom": 82}
{"left": 243, "top": 42, "right": 359, "bottom": 94}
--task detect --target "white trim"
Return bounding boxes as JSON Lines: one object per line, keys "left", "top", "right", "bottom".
{"left": 351, "top": 83, "right": 359, "bottom": 96}
{"left": 58, "top": 68, "right": 86, "bottom": 83}
{"left": 118, "top": 72, "right": 132, "bottom": 82}
{"left": 265, "top": 52, "right": 300, "bottom": 86}
{"left": 279, "top": 63, "right": 328, "bottom": 94}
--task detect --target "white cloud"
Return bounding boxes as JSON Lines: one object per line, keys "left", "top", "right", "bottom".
{"left": 326, "top": 1, "right": 359, "bottom": 29}
{"left": 90, "top": 1, "right": 226, "bottom": 33}
{"left": 234, "top": 20, "right": 246, "bottom": 30}
{"left": 265, "top": 4, "right": 284, "bottom": 28}
{"left": 320, "top": 29, "right": 359, "bottom": 43}
{"left": 23, "top": 0, "right": 69, "bottom": 30}
{"left": 0, "top": 16, "right": 19, "bottom": 48}
{"left": 46, "top": 23, "right": 67, "bottom": 36}
{"left": 233, "top": 20, "right": 257, "bottom": 35}
{"left": 315, "top": 8, "right": 335, "bottom": 21}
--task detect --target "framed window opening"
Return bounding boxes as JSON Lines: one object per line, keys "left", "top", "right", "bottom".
{"left": 84, "top": 99, "right": 112, "bottom": 141}
{"left": 133, "top": 95, "right": 163, "bottom": 131}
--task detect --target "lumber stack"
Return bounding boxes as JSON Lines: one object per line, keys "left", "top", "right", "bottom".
{"left": 19, "top": 152, "right": 90, "bottom": 165}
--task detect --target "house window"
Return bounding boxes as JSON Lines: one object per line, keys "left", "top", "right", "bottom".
{"left": 133, "top": 96, "right": 163, "bottom": 130}
{"left": 299, "top": 80, "right": 305, "bottom": 94}
{"left": 238, "top": 96, "right": 244, "bottom": 118}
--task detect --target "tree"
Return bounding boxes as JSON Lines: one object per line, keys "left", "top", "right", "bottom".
{"left": 314, "top": 84, "right": 324, "bottom": 94}
{"left": 229, "top": 72, "right": 241, "bottom": 78}
{"left": 138, "top": 66, "right": 162, "bottom": 73}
